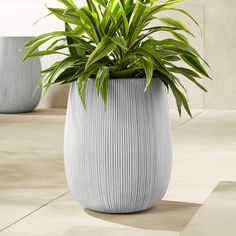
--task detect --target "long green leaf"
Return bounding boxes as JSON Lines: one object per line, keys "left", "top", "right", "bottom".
{"left": 117, "top": 0, "right": 129, "bottom": 38}
{"left": 93, "top": 0, "right": 107, "bottom": 7}
{"left": 168, "top": 8, "right": 202, "bottom": 34}
{"left": 78, "top": 73, "right": 89, "bottom": 109}
{"left": 110, "top": 36, "right": 127, "bottom": 50}
{"left": 128, "top": 0, "right": 146, "bottom": 47}
{"left": 141, "top": 57, "right": 153, "bottom": 92}
{"left": 169, "top": 66, "right": 207, "bottom": 91}
{"left": 24, "top": 31, "right": 81, "bottom": 47}
{"left": 77, "top": 7, "right": 101, "bottom": 43}
{"left": 181, "top": 55, "right": 209, "bottom": 77}
{"left": 147, "top": 0, "right": 186, "bottom": 17}
{"left": 65, "top": 23, "right": 78, "bottom": 57}
{"left": 96, "top": 66, "right": 110, "bottom": 104}
{"left": 58, "top": 0, "right": 77, "bottom": 8}
{"left": 23, "top": 37, "right": 53, "bottom": 61}
{"left": 48, "top": 7, "right": 81, "bottom": 25}
{"left": 86, "top": 37, "right": 116, "bottom": 69}
{"left": 159, "top": 17, "right": 194, "bottom": 37}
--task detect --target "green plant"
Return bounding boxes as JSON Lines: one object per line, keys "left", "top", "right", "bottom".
{"left": 23, "top": 0, "right": 210, "bottom": 116}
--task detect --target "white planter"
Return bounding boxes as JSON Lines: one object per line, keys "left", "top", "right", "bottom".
{"left": 64, "top": 78, "right": 172, "bottom": 213}
{"left": 0, "top": 37, "right": 42, "bottom": 113}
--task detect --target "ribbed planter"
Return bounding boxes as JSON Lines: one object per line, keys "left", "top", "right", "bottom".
{"left": 64, "top": 78, "right": 172, "bottom": 213}
{"left": 0, "top": 37, "right": 42, "bottom": 113}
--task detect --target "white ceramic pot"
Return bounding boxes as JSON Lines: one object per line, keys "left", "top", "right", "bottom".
{"left": 0, "top": 37, "right": 42, "bottom": 113}
{"left": 64, "top": 78, "right": 172, "bottom": 213}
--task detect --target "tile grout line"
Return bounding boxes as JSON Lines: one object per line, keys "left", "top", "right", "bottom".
{"left": 173, "top": 110, "right": 205, "bottom": 131}
{"left": 0, "top": 191, "right": 70, "bottom": 233}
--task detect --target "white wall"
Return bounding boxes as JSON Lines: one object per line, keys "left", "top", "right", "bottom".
{"left": 204, "top": 0, "right": 236, "bottom": 109}
{"left": 0, "top": 0, "right": 235, "bottom": 110}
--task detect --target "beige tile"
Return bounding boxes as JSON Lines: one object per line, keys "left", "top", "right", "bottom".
{"left": 0, "top": 193, "right": 199, "bottom": 236}
{"left": 170, "top": 109, "right": 203, "bottom": 130}
{"left": 180, "top": 181, "right": 236, "bottom": 236}
{"left": 0, "top": 116, "right": 65, "bottom": 152}
{"left": 1, "top": 110, "right": 236, "bottom": 234}
{"left": 204, "top": 0, "right": 236, "bottom": 109}
{"left": 165, "top": 111, "right": 236, "bottom": 203}
{"left": 0, "top": 113, "right": 67, "bottom": 229}
{"left": 0, "top": 109, "right": 66, "bottom": 127}
{"left": 0, "top": 189, "right": 67, "bottom": 230}
{"left": 0, "top": 115, "right": 38, "bottom": 126}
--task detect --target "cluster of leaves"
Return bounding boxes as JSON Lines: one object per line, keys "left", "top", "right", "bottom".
{"left": 23, "top": 0, "right": 211, "bottom": 117}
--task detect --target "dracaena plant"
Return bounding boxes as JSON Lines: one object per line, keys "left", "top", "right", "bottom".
{"left": 23, "top": 0, "right": 210, "bottom": 117}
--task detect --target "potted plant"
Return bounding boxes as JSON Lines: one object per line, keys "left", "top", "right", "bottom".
{"left": 23, "top": 0, "right": 210, "bottom": 213}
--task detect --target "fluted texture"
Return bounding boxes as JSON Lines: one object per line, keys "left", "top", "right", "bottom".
{"left": 0, "top": 37, "right": 42, "bottom": 113}
{"left": 64, "top": 78, "right": 172, "bottom": 213}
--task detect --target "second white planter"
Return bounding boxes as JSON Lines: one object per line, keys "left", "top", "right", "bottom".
{"left": 64, "top": 78, "right": 172, "bottom": 213}
{"left": 0, "top": 37, "right": 42, "bottom": 113}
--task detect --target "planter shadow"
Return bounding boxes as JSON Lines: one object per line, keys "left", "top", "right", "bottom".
{"left": 84, "top": 200, "right": 200, "bottom": 232}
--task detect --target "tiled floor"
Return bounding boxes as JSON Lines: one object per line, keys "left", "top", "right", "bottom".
{"left": 181, "top": 181, "right": 236, "bottom": 236}
{"left": 0, "top": 109, "right": 236, "bottom": 235}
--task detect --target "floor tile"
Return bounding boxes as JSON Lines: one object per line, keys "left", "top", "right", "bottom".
{"left": 170, "top": 110, "right": 202, "bottom": 130}
{"left": 165, "top": 110, "right": 236, "bottom": 203}
{"left": 180, "top": 181, "right": 236, "bottom": 236}
{"left": 0, "top": 193, "right": 199, "bottom": 236}
{"left": 0, "top": 113, "right": 67, "bottom": 230}
{"left": 0, "top": 110, "right": 236, "bottom": 235}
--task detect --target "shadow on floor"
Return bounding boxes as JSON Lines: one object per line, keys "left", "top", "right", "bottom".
{"left": 84, "top": 200, "right": 200, "bottom": 231}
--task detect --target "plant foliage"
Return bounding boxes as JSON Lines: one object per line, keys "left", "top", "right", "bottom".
{"left": 23, "top": 0, "right": 211, "bottom": 117}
